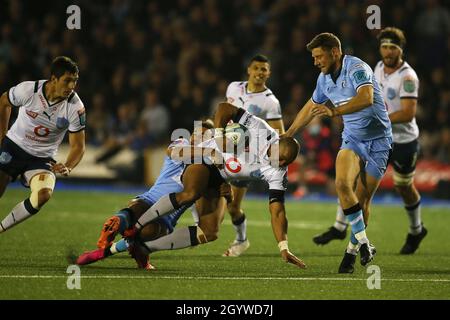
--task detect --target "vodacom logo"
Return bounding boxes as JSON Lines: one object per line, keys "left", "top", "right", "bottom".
{"left": 225, "top": 157, "right": 241, "bottom": 173}
{"left": 34, "top": 125, "right": 50, "bottom": 137}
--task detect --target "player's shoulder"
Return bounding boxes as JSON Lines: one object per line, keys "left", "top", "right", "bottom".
{"left": 227, "top": 81, "right": 246, "bottom": 91}
{"left": 263, "top": 88, "right": 279, "bottom": 104}
{"left": 346, "top": 55, "right": 370, "bottom": 71}
{"left": 68, "top": 92, "right": 84, "bottom": 108}
{"left": 399, "top": 62, "right": 419, "bottom": 80}
{"left": 316, "top": 71, "right": 326, "bottom": 84}
{"left": 374, "top": 60, "right": 384, "bottom": 73}
{"left": 12, "top": 80, "right": 39, "bottom": 94}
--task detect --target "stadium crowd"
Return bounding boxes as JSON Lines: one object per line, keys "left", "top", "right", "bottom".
{"left": 1, "top": 0, "right": 449, "bottom": 170}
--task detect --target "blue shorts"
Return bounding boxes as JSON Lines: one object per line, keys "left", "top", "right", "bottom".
{"left": 136, "top": 192, "right": 189, "bottom": 234}
{"left": 341, "top": 135, "right": 392, "bottom": 180}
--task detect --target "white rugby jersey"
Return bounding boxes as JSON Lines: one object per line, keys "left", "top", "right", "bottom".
{"left": 201, "top": 109, "right": 287, "bottom": 192}
{"left": 374, "top": 61, "right": 419, "bottom": 144}
{"left": 7, "top": 80, "right": 86, "bottom": 158}
{"left": 226, "top": 81, "right": 282, "bottom": 121}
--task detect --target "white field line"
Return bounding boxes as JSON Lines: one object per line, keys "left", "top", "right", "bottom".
{"left": 1, "top": 275, "right": 449, "bottom": 283}
{"left": 45, "top": 212, "right": 326, "bottom": 230}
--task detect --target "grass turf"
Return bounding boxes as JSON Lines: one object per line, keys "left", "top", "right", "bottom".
{"left": 0, "top": 188, "right": 449, "bottom": 300}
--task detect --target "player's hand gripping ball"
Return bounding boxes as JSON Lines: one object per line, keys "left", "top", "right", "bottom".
{"left": 224, "top": 123, "right": 249, "bottom": 147}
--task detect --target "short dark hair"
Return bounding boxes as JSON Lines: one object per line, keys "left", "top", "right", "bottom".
{"left": 280, "top": 137, "right": 300, "bottom": 165}
{"left": 201, "top": 119, "right": 214, "bottom": 130}
{"left": 306, "top": 33, "right": 341, "bottom": 52}
{"left": 249, "top": 54, "right": 270, "bottom": 65}
{"left": 50, "top": 56, "right": 79, "bottom": 78}
{"left": 377, "top": 27, "right": 406, "bottom": 48}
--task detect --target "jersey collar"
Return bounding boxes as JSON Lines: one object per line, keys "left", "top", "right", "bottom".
{"left": 42, "top": 80, "right": 67, "bottom": 107}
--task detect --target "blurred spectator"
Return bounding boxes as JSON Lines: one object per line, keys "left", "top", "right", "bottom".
{"left": 139, "top": 88, "right": 170, "bottom": 145}
{"left": 293, "top": 117, "right": 337, "bottom": 198}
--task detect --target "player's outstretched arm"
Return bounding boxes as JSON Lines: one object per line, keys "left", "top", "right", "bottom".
{"left": 314, "top": 85, "right": 374, "bottom": 117}
{"left": 267, "top": 119, "right": 285, "bottom": 134}
{"left": 169, "top": 146, "right": 223, "bottom": 166}
{"left": 0, "top": 92, "right": 12, "bottom": 142}
{"left": 52, "top": 130, "right": 85, "bottom": 176}
{"left": 284, "top": 99, "right": 316, "bottom": 137}
{"left": 269, "top": 198, "right": 307, "bottom": 269}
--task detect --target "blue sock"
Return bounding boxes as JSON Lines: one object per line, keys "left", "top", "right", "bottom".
{"left": 346, "top": 210, "right": 365, "bottom": 234}
{"left": 116, "top": 209, "right": 132, "bottom": 234}
{"left": 350, "top": 230, "right": 358, "bottom": 245}
{"left": 344, "top": 204, "right": 368, "bottom": 244}
{"left": 114, "top": 239, "right": 129, "bottom": 253}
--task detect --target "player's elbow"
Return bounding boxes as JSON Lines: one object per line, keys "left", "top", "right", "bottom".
{"left": 403, "top": 110, "right": 415, "bottom": 122}
{"left": 358, "top": 87, "right": 373, "bottom": 107}
{"left": 0, "top": 92, "right": 11, "bottom": 108}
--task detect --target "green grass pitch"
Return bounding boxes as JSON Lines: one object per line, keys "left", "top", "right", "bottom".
{"left": 0, "top": 188, "right": 449, "bottom": 300}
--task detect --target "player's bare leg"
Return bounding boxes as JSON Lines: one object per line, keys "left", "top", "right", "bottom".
{"left": 395, "top": 177, "right": 427, "bottom": 254}
{"left": 223, "top": 185, "right": 250, "bottom": 257}
{"left": 335, "top": 149, "right": 374, "bottom": 273}
{"left": 197, "top": 192, "right": 227, "bottom": 242}
{"left": 1, "top": 172, "right": 54, "bottom": 233}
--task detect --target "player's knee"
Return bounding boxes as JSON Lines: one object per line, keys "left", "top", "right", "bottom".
{"left": 202, "top": 228, "right": 218, "bottom": 242}
{"left": 37, "top": 188, "right": 53, "bottom": 207}
{"left": 335, "top": 178, "right": 353, "bottom": 194}
{"left": 198, "top": 220, "right": 219, "bottom": 242}
{"left": 30, "top": 173, "right": 55, "bottom": 209}
{"left": 393, "top": 171, "right": 414, "bottom": 188}
{"left": 394, "top": 183, "right": 415, "bottom": 196}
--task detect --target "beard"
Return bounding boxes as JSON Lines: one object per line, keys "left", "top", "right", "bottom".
{"left": 383, "top": 55, "right": 401, "bottom": 68}
{"left": 324, "top": 59, "right": 339, "bottom": 75}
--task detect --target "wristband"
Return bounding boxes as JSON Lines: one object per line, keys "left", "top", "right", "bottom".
{"left": 278, "top": 240, "right": 289, "bottom": 252}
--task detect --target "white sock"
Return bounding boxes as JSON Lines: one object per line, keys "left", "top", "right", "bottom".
{"left": 141, "top": 226, "right": 201, "bottom": 253}
{"left": 191, "top": 205, "right": 199, "bottom": 226}
{"left": 405, "top": 199, "right": 422, "bottom": 235}
{"left": 355, "top": 230, "right": 369, "bottom": 245}
{"left": 136, "top": 194, "right": 178, "bottom": 230}
{"left": 346, "top": 241, "right": 359, "bottom": 255}
{"left": 333, "top": 204, "right": 348, "bottom": 232}
{"left": 232, "top": 214, "right": 247, "bottom": 242}
{"left": 0, "top": 199, "right": 39, "bottom": 233}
